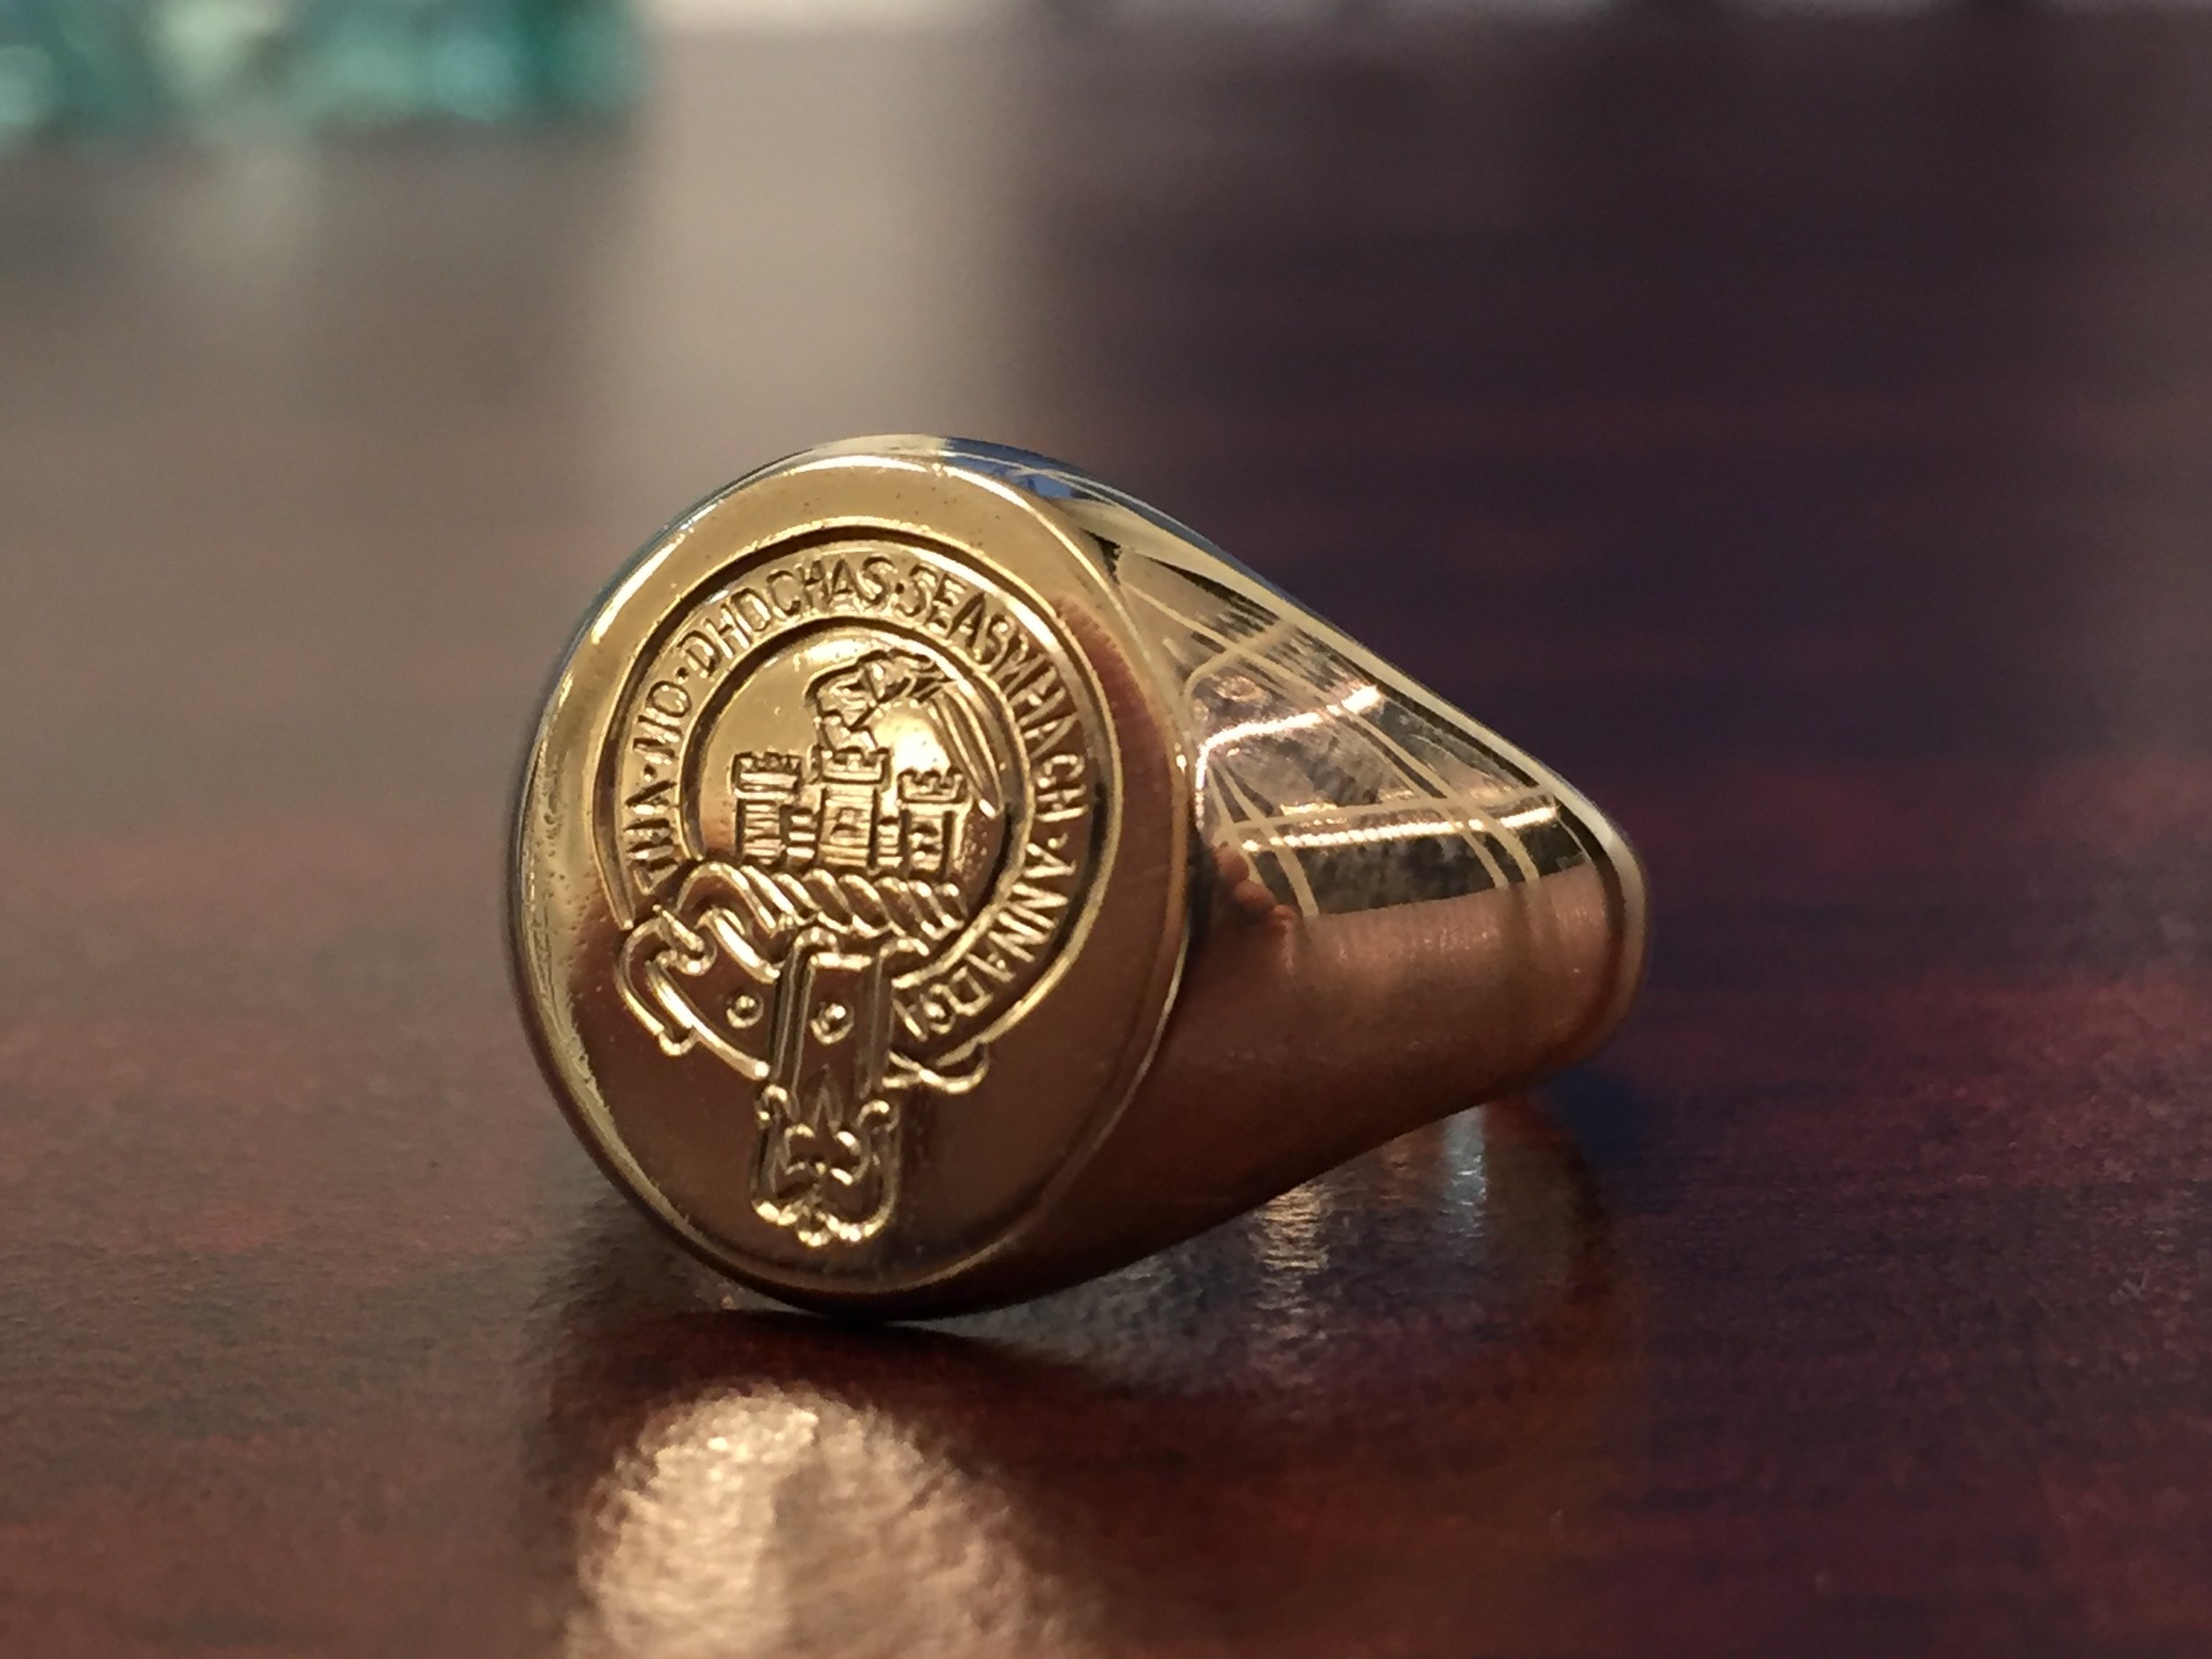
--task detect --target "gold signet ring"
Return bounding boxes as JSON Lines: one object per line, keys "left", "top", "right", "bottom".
{"left": 511, "top": 437, "right": 1648, "bottom": 1317}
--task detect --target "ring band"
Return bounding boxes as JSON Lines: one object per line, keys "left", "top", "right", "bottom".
{"left": 510, "top": 436, "right": 1648, "bottom": 1317}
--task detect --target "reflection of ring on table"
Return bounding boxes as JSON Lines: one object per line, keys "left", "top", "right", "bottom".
{"left": 510, "top": 436, "right": 1649, "bottom": 1317}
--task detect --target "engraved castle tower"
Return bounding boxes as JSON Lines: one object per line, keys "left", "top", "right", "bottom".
{"left": 733, "top": 744, "right": 969, "bottom": 881}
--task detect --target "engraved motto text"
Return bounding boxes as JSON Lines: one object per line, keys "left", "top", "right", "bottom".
{"left": 598, "top": 540, "right": 1104, "bottom": 1249}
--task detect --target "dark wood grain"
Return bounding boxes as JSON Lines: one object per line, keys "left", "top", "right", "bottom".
{"left": 4, "top": 16, "right": 2211, "bottom": 1658}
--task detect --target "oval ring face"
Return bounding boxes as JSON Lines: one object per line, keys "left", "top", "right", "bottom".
{"left": 512, "top": 455, "right": 1189, "bottom": 1308}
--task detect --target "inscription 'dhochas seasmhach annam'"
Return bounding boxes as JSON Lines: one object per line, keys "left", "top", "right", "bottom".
{"left": 599, "top": 541, "right": 1106, "bottom": 1248}
{"left": 613, "top": 546, "right": 1095, "bottom": 891}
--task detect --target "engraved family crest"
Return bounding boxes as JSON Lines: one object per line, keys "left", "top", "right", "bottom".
{"left": 616, "top": 642, "right": 1019, "bottom": 1248}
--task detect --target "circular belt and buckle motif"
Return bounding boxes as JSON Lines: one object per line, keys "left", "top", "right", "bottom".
{"left": 603, "top": 541, "right": 1108, "bottom": 1251}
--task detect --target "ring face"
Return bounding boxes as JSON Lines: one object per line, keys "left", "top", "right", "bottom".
{"left": 514, "top": 450, "right": 1189, "bottom": 1307}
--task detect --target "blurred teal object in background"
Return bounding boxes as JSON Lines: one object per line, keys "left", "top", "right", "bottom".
{"left": 0, "top": 0, "right": 637, "bottom": 143}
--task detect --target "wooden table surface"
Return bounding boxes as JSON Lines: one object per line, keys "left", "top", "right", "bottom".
{"left": 4, "top": 16, "right": 2211, "bottom": 1658}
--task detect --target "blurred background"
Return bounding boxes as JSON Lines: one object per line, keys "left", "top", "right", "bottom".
{"left": 7, "top": 0, "right": 2208, "bottom": 859}
{"left": 8, "top": 0, "right": 2212, "bottom": 143}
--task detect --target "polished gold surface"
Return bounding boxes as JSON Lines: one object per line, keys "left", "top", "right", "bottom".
{"left": 511, "top": 437, "right": 1648, "bottom": 1315}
